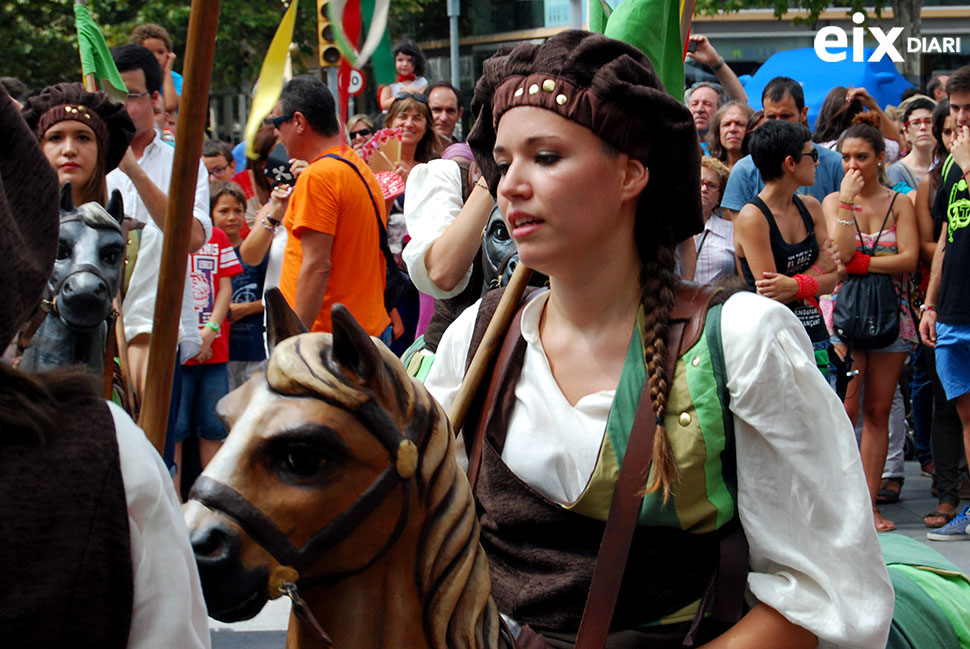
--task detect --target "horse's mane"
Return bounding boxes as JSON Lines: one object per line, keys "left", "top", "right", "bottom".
{"left": 71, "top": 202, "right": 122, "bottom": 233}
{"left": 265, "top": 334, "right": 500, "bottom": 649}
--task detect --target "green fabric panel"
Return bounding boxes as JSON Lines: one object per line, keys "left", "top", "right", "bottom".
{"left": 893, "top": 565, "right": 970, "bottom": 648}
{"left": 660, "top": 354, "right": 716, "bottom": 531}
{"left": 880, "top": 533, "right": 970, "bottom": 579}
{"left": 886, "top": 568, "right": 963, "bottom": 649}
{"left": 601, "top": 0, "right": 685, "bottom": 98}
{"left": 360, "top": 0, "right": 395, "bottom": 86}
{"left": 565, "top": 431, "right": 619, "bottom": 521}
{"left": 603, "top": 327, "right": 646, "bottom": 470}
{"left": 683, "top": 324, "right": 735, "bottom": 530}
{"left": 705, "top": 302, "right": 738, "bottom": 505}
{"left": 588, "top": 0, "right": 607, "bottom": 34}
{"left": 814, "top": 348, "right": 829, "bottom": 377}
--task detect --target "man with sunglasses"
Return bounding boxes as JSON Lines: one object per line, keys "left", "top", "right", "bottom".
{"left": 270, "top": 76, "right": 390, "bottom": 340}
{"left": 721, "top": 77, "right": 845, "bottom": 221}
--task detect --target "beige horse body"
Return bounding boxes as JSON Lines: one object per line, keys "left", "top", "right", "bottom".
{"left": 184, "top": 300, "right": 501, "bottom": 649}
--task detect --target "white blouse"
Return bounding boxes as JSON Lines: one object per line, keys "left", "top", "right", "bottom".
{"left": 425, "top": 290, "right": 893, "bottom": 649}
{"left": 401, "top": 159, "right": 472, "bottom": 299}
{"left": 109, "top": 402, "right": 211, "bottom": 649}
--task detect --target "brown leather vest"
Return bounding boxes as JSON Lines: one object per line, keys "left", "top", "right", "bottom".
{"left": 0, "top": 394, "right": 133, "bottom": 647}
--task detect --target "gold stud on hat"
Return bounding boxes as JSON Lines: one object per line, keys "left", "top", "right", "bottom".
{"left": 528, "top": 84, "right": 539, "bottom": 95}
{"left": 556, "top": 94, "right": 567, "bottom": 106}
{"left": 542, "top": 79, "right": 555, "bottom": 92}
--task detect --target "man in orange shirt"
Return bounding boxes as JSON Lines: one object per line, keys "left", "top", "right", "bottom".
{"left": 270, "top": 76, "right": 390, "bottom": 338}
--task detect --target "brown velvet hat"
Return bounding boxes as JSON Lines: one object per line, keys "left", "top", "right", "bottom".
{"left": 0, "top": 84, "right": 60, "bottom": 347}
{"left": 468, "top": 30, "right": 703, "bottom": 243}
{"left": 21, "top": 82, "right": 134, "bottom": 173}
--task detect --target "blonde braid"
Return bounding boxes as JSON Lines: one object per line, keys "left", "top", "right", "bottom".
{"left": 638, "top": 238, "right": 680, "bottom": 502}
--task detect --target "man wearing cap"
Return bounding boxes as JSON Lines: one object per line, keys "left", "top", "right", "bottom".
{"left": 270, "top": 75, "right": 390, "bottom": 339}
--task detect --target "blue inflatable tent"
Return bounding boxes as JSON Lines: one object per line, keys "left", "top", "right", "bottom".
{"left": 742, "top": 47, "right": 915, "bottom": 132}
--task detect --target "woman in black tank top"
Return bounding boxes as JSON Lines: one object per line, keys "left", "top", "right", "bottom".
{"left": 734, "top": 121, "right": 842, "bottom": 355}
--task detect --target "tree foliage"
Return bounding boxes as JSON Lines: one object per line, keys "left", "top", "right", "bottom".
{"left": 693, "top": 0, "right": 889, "bottom": 24}
{"left": 0, "top": 0, "right": 318, "bottom": 92}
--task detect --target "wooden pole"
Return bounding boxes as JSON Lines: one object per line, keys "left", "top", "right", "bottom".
{"left": 138, "top": 0, "right": 222, "bottom": 453}
{"left": 448, "top": 263, "right": 532, "bottom": 433}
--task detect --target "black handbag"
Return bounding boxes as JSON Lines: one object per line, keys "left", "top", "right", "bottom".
{"left": 323, "top": 154, "right": 411, "bottom": 311}
{"left": 832, "top": 194, "right": 900, "bottom": 350}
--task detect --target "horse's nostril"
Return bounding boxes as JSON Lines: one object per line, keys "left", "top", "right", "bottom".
{"left": 192, "top": 522, "right": 237, "bottom": 562}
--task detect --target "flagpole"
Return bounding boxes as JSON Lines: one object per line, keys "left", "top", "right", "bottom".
{"left": 138, "top": 0, "right": 222, "bottom": 453}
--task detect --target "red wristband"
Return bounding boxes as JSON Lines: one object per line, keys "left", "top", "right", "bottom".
{"left": 845, "top": 250, "right": 871, "bottom": 275}
{"left": 794, "top": 273, "right": 819, "bottom": 299}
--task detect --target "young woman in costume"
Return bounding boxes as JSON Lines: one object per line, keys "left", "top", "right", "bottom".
{"left": 823, "top": 114, "right": 919, "bottom": 533}
{"left": 21, "top": 82, "right": 134, "bottom": 207}
{"left": 426, "top": 30, "right": 892, "bottom": 648}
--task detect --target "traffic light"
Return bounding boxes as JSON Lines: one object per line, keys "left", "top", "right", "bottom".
{"left": 317, "top": 0, "right": 342, "bottom": 68}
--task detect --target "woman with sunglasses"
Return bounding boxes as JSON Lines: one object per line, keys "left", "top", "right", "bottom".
{"left": 823, "top": 113, "right": 919, "bottom": 533}
{"left": 346, "top": 113, "right": 374, "bottom": 157}
{"left": 735, "top": 120, "right": 841, "bottom": 367}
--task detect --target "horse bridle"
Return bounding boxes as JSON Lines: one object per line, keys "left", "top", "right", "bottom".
{"left": 189, "top": 395, "right": 425, "bottom": 647}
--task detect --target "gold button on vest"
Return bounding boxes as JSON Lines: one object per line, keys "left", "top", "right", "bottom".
{"left": 679, "top": 412, "right": 692, "bottom": 427}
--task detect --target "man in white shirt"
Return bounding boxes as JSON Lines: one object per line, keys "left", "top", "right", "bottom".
{"left": 107, "top": 45, "right": 210, "bottom": 423}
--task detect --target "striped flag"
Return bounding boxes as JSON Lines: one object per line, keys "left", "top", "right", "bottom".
{"left": 73, "top": 2, "right": 128, "bottom": 102}
{"left": 589, "top": 0, "right": 695, "bottom": 98}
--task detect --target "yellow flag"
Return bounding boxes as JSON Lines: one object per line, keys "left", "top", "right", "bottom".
{"left": 244, "top": 0, "right": 299, "bottom": 160}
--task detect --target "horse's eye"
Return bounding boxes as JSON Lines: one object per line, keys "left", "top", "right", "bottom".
{"left": 282, "top": 447, "right": 325, "bottom": 478}
{"left": 101, "top": 246, "right": 123, "bottom": 266}
{"left": 56, "top": 240, "right": 71, "bottom": 261}
{"left": 490, "top": 222, "right": 510, "bottom": 242}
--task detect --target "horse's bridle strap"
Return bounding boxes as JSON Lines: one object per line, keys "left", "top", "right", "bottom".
{"left": 192, "top": 464, "right": 409, "bottom": 575}
{"left": 191, "top": 476, "right": 303, "bottom": 568}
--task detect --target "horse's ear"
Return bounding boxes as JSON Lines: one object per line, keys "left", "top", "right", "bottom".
{"left": 330, "top": 303, "right": 383, "bottom": 382}
{"left": 265, "top": 287, "right": 308, "bottom": 351}
{"left": 105, "top": 190, "right": 124, "bottom": 225}
{"left": 60, "top": 182, "right": 73, "bottom": 213}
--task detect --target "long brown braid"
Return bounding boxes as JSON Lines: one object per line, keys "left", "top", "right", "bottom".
{"left": 636, "top": 218, "right": 680, "bottom": 501}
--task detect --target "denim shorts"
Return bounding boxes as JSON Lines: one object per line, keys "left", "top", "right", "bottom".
{"left": 829, "top": 332, "right": 914, "bottom": 354}
{"left": 174, "top": 362, "right": 230, "bottom": 443}
{"left": 935, "top": 321, "right": 970, "bottom": 401}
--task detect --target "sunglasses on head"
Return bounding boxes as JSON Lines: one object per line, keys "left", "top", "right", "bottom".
{"left": 350, "top": 127, "right": 373, "bottom": 138}
{"left": 395, "top": 91, "right": 428, "bottom": 103}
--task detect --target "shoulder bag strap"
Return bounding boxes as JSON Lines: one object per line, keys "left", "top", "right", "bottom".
{"left": 855, "top": 192, "right": 899, "bottom": 256}
{"left": 321, "top": 153, "right": 397, "bottom": 273}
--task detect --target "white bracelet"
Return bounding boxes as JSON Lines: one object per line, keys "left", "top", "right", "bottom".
{"left": 836, "top": 218, "right": 855, "bottom": 226}
{"left": 261, "top": 216, "right": 277, "bottom": 232}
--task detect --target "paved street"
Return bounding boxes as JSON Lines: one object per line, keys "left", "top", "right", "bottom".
{"left": 206, "top": 459, "right": 970, "bottom": 648}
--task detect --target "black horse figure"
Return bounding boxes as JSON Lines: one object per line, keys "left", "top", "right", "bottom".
{"left": 20, "top": 182, "right": 125, "bottom": 376}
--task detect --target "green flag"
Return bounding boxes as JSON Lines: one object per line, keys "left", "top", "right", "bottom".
{"left": 74, "top": 3, "right": 128, "bottom": 103}
{"left": 589, "top": 0, "right": 691, "bottom": 99}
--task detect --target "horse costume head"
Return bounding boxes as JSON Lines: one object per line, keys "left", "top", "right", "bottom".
{"left": 51, "top": 182, "right": 124, "bottom": 329}
{"left": 18, "top": 182, "right": 125, "bottom": 374}
{"left": 185, "top": 291, "right": 500, "bottom": 649}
